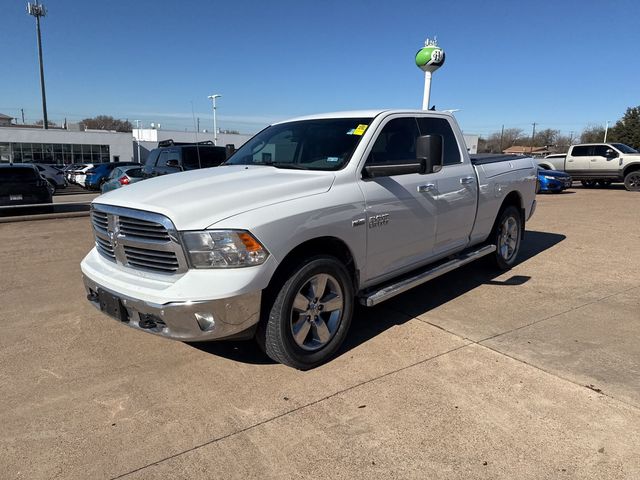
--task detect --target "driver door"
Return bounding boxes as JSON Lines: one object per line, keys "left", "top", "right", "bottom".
{"left": 358, "top": 116, "right": 438, "bottom": 284}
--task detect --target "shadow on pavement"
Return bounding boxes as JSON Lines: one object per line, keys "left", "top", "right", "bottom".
{"left": 187, "top": 230, "right": 566, "bottom": 366}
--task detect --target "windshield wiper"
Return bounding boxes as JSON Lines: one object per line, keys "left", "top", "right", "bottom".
{"left": 263, "top": 162, "right": 309, "bottom": 170}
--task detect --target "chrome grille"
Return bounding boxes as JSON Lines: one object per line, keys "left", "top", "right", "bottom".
{"left": 90, "top": 204, "right": 187, "bottom": 274}
{"left": 119, "top": 217, "right": 171, "bottom": 241}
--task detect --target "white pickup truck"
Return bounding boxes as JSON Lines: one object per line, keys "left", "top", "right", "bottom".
{"left": 81, "top": 110, "right": 537, "bottom": 369}
{"left": 538, "top": 143, "right": 640, "bottom": 191}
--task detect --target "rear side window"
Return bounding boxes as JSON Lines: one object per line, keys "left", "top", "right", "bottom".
{"left": 182, "top": 146, "right": 227, "bottom": 169}
{"left": 416, "top": 117, "right": 461, "bottom": 165}
{"left": 571, "top": 146, "right": 590, "bottom": 156}
{"left": 126, "top": 168, "right": 144, "bottom": 178}
{"left": 157, "top": 149, "right": 181, "bottom": 167}
{"left": 0, "top": 168, "right": 38, "bottom": 183}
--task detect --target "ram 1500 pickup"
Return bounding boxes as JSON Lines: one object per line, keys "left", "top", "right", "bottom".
{"left": 81, "top": 110, "right": 538, "bottom": 369}
{"left": 538, "top": 143, "right": 640, "bottom": 191}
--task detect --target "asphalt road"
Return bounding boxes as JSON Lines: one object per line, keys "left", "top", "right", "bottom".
{"left": 1, "top": 185, "right": 639, "bottom": 479}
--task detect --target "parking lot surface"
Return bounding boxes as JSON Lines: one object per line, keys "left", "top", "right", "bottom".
{"left": 1, "top": 186, "right": 639, "bottom": 479}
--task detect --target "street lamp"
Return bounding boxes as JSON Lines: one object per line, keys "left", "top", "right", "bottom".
{"left": 135, "top": 120, "right": 142, "bottom": 163}
{"left": 207, "top": 94, "right": 222, "bottom": 145}
{"left": 27, "top": 1, "right": 49, "bottom": 129}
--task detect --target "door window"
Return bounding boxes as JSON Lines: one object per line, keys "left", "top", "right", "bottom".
{"left": 365, "top": 117, "right": 420, "bottom": 167}
{"left": 571, "top": 146, "right": 590, "bottom": 156}
{"left": 592, "top": 145, "right": 609, "bottom": 157}
{"left": 157, "top": 149, "right": 180, "bottom": 167}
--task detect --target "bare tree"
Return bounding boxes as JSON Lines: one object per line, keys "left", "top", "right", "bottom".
{"left": 580, "top": 125, "right": 606, "bottom": 144}
{"left": 80, "top": 115, "right": 132, "bottom": 132}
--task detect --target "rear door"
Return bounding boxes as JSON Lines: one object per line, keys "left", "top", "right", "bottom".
{"left": 416, "top": 116, "right": 477, "bottom": 255}
{"left": 358, "top": 116, "right": 438, "bottom": 283}
{"left": 565, "top": 146, "right": 591, "bottom": 174}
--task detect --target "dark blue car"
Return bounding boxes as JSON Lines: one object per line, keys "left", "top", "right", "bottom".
{"left": 537, "top": 168, "right": 572, "bottom": 193}
{"left": 85, "top": 162, "right": 139, "bottom": 190}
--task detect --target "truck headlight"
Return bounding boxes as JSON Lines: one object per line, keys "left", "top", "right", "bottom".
{"left": 182, "top": 230, "right": 269, "bottom": 268}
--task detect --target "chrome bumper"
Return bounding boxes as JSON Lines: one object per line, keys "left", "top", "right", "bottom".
{"left": 83, "top": 274, "right": 261, "bottom": 341}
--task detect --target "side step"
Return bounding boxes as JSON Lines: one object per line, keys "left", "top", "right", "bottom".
{"left": 359, "top": 244, "right": 496, "bottom": 307}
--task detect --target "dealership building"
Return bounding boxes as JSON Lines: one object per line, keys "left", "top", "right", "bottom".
{"left": 0, "top": 126, "right": 134, "bottom": 165}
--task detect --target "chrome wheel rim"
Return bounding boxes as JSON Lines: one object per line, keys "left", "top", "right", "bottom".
{"left": 498, "top": 216, "right": 519, "bottom": 261}
{"left": 290, "top": 273, "right": 344, "bottom": 351}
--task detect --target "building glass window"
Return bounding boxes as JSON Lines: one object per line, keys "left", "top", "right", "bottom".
{"left": 0, "top": 142, "right": 111, "bottom": 165}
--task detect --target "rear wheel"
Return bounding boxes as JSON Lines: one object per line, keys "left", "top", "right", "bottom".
{"left": 258, "top": 256, "right": 354, "bottom": 370}
{"left": 624, "top": 171, "right": 640, "bottom": 192}
{"left": 581, "top": 180, "right": 597, "bottom": 188}
{"left": 490, "top": 206, "right": 522, "bottom": 270}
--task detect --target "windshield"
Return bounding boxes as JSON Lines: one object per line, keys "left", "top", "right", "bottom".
{"left": 611, "top": 143, "right": 638, "bottom": 154}
{"left": 225, "top": 118, "right": 373, "bottom": 171}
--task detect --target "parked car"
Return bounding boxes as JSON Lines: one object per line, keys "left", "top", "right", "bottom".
{"left": 537, "top": 168, "right": 572, "bottom": 193}
{"left": 82, "top": 109, "right": 538, "bottom": 369}
{"left": 0, "top": 164, "right": 53, "bottom": 209}
{"left": 63, "top": 164, "right": 85, "bottom": 183}
{"left": 74, "top": 164, "right": 96, "bottom": 188}
{"left": 85, "top": 162, "right": 139, "bottom": 191}
{"left": 34, "top": 163, "right": 67, "bottom": 192}
{"left": 537, "top": 143, "right": 640, "bottom": 191}
{"left": 142, "top": 141, "right": 228, "bottom": 178}
{"left": 101, "top": 166, "right": 145, "bottom": 193}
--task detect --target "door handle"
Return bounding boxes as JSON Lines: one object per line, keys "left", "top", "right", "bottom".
{"left": 460, "top": 176, "right": 475, "bottom": 185}
{"left": 591, "top": 159, "right": 598, "bottom": 162}
{"left": 417, "top": 184, "right": 435, "bottom": 193}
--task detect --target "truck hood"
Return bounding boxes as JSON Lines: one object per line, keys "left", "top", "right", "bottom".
{"left": 94, "top": 165, "right": 335, "bottom": 230}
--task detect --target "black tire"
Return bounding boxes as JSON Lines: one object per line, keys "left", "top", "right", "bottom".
{"left": 258, "top": 255, "right": 354, "bottom": 370}
{"left": 581, "top": 180, "right": 597, "bottom": 188}
{"left": 624, "top": 171, "right": 640, "bottom": 192}
{"left": 490, "top": 205, "right": 523, "bottom": 270}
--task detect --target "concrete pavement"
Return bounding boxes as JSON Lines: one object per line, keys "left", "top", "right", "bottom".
{"left": 0, "top": 186, "right": 639, "bottom": 479}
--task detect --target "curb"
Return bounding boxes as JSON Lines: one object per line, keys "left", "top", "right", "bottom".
{"left": 0, "top": 210, "right": 90, "bottom": 223}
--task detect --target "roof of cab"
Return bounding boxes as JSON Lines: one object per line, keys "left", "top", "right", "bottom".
{"left": 274, "top": 109, "right": 454, "bottom": 124}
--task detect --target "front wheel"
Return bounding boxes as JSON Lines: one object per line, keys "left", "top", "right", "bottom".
{"left": 258, "top": 256, "right": 354, "bottom": 370}
{"left": 491, "top": 206, "right": 523, "bottom": 270}
{"left": 624, "top": 171, "right": 640, "bottom": 192}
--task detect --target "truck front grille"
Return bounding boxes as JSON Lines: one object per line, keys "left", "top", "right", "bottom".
{"left": 90, "top": 205, "right": 187, "bottom": 274}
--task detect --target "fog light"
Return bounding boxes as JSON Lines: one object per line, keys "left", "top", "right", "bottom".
{"left": 195, "top": 312, "right": 216, "bottom": 331}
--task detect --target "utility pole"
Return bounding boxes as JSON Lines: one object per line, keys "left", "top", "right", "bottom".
{"left": 530, "top": 122, "right": 537, "bottom": 154}
{"left": 604, "top": 120, "right": 609, "bottom": 142}
{"left": 197, "top": 117, "right": 200, "bottom": 133}
{"left": 21, "top": 109, "right": 25, "bottom": 124}
{"left": 499, "top": 124, "right": 505, "bottom": 153}
{"left": 569, "top": 131, "right": 574, "bottom": 146}
{"left": 135, "top": 120, "right": 142, "bottom": 163}
{"left": 27, "top": 1, "right": 49, "bottom": 129}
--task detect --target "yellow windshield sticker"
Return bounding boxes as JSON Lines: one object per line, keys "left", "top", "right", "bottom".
{"left": 352, "top": 124, "right": 368, "bottom": 136}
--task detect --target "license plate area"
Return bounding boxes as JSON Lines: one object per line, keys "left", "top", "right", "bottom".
{"left": 10, "top": 194, "right": 23, "bottom": 201}
{"left": 98, "top": 288, "right": 129, "bottom": 322}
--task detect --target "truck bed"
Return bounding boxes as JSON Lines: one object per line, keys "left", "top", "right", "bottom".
{"left": 470, "top": 154, "right": 528, "bottom": 165}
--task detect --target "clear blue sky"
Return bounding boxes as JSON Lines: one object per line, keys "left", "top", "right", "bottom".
{"left": 1, "top": 0, "right": 638, "bottom": 136}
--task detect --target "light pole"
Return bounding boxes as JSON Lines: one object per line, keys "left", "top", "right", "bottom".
{"left": 604, "top": 120, "right": 609, "bottom": 142}
{"left": 27, "top": 1, "right": 49, "bottom": 129}
{"left": 135, "top": 120, "right": 142, "bottom": 163}
{"left": 207, "top": 94, "right": 222, "bottom": 145}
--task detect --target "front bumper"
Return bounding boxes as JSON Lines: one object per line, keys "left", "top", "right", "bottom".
{"left": 83, "top": 274, "right": 262, "bottom": 341}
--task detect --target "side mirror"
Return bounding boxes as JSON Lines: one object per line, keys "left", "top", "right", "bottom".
{"left": 416, "top": 135, "right": 443, "bottom": 174}
{"left": 166, "top": 159, "right": 181, "bottom": 169}
{"left": 605, "top": 148, "right": 618, "bottom": 158}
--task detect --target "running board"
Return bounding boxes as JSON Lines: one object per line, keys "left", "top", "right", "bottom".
{"left": 360, "top": 244, "right": 497, "bottom": 307}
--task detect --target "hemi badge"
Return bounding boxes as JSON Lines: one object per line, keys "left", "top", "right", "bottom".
{"left": 352, "top": 218, "right": 366, "bottom": 227}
